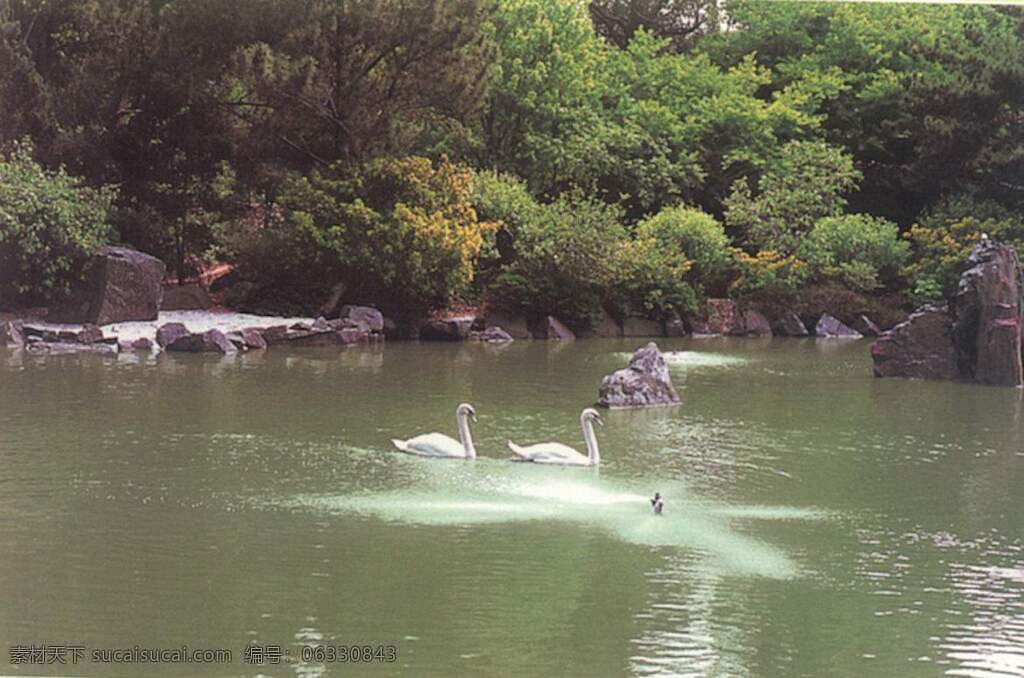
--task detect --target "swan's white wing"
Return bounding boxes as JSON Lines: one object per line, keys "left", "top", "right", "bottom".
{"left": 394, "top": 433, "right": 466, "bottom": 458}
{"left": 507, "top": 441, "right": 589, "bottom": 465}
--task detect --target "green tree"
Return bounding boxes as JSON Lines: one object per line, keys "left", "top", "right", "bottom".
{"left": 724, "top": 139, "right": 861, "bottom": 254}
{"left": 706, "top": 1, "right": 1024, "bottom": 222}
{"left": 481, "top": 0, "right": 609, "bottom": 196}
{"left": 589, "top": 0, "right": 721, "bottom": 51}
{"left": 224, "top": 0, "right": 495, "bottom": 169}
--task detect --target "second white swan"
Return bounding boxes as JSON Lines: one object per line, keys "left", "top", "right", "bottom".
{"left": 508, "top": 408, "right": 603, "bottom": 466}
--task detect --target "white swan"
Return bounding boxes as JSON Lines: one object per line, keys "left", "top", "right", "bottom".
{"left": 508, "top": 408, "right": 603, "bottom": 466}
{"left": 392, "top": 403, "right": 478, "bottom": 459}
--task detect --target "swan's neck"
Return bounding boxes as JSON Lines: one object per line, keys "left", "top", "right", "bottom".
{"left": 457, "top": 411, "right": 477, "bottom": 459}
{"left": 581, "top": 417, "right": 600, "bottom": 465}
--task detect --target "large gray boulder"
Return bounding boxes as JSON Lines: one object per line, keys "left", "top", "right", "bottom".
{"left": 870, "top": 240, "right": 1024, "bottom": 386}
{"left": 598, "top": 342, "right": 681, "bottom": 409}
{"left": 339, "top": 305, "right": 384, "bottom": 333}
{"left": 50, "top": 246, "right": 166, "bottom": 325}
{"left": 953, "top": 240, "right": 1023, "bottom": 386}
{"left": 871, "top": 305, "right": 959, "bottom": 380}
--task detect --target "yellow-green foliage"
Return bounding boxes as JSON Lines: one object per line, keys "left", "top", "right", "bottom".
{"left": 903, "top": 195, "right": 1024, "bottom": 303}
{"left": 612, "top": 235, "right": 696, "bottom": 318}
{"left": 268, "top": 156, "right": 497, "bottom": 313}
{"left": 730, "top": 249, "right": 808, "bottom": 298}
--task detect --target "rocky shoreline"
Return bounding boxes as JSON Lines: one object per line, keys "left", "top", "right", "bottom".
{"left": 0, "top": 301, "right": 885, "bottom": 356}
{"left": 0, "top": 242, "right": 898, "bottom": 357}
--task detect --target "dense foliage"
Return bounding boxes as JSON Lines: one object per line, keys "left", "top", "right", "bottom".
{"left": 233, "top": 157, "right": 496, "bottom": 316}
{"left": 0, "top": 142, "right": 114, "bottom": 305}
{"left": 1, "top": 0, "right": 1021, "bottom": 318}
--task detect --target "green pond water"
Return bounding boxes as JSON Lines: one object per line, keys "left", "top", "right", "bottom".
{"left": 1, "top": 337, "right": 1022, "bottom": 677}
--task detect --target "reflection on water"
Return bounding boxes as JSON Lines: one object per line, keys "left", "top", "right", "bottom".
{"left": 287, "top": 459, "right": 818, "bottom": 579}
{"left": 1, "top": 337, "right": 1022, "bottom": 677}
{"left": 617, "top": 350, "right": 750, "bottom": 370}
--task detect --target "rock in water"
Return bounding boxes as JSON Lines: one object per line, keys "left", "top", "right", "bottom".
{"left": 469, "top": 326, "right": 514, "bottom": 343}
{"left": 953, "top": 240, "right": 1024, "bottom": 386}
{"left": 420, "top": 317, "right": 473, "bottom": 341}
{"left": 339, "top": 305, "right": 385, "bottom": 333}
{"left": 0, "top": 320, "right": 25, "bottom": 347}
{"left": 50, "top": 246, "right": 166, "bottom": 325}
{"left": 742, "top": 309, "right": 773, "bottom": 337}
{"left": 771, "top": 310, "right": 809, "bottom": 337}
{"left": 481, "top": 308, "right": 532, "bottom": 339}
{"left": 598, "top": 342, "right": 681, "bottom": 408}
{"left": 870, "top": 240, "right": 1024, "bottom": 386}
{"left": 532, "top": 315, "right": 576, "bottom": 340}
{"left": 871, "top": 305, "right": 959, "bottom": 380}
{"left": 166, "top": 329, "right": 237, "bottom": 354}
{"left": 156, "top": 322, "right": 190, "bottom": 348}
{"left": 852, "top": 314, "right": 882, "bottom": 337}
{"left": 705, "top": 299, "right": 744, "bottom": 335}
{"left": 240, "top": 328, "right": 268, "bottom": 349}
{"left": 815, "top": 314, "right": 862, "bottom": 338}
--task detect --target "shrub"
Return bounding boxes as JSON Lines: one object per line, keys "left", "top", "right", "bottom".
{"left": 234, "top": 156, "right": 496, "bottom": 316}
{"left": 634, "top": 206, "right": 732, "bottom": 296}
{"left": 799, "top": 214, "right": 909, "bottom": 292}
{"left": 0, "top": 141, "right": 114, "bottom": 306}
{"left": 729, "top": 249, "right": 808, "bottom": 298}
{"left": 903, "top": 194, "right": 1024, "bottom": 303}
{"left": 611, "top": 235, "right": 696, "bottom": 319}
{"left": 486, "top": 192, "right": 628, "bottom": 328}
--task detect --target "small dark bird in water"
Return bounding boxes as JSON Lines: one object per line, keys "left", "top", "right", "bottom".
{"left": 650, "top": 492, "right": 664, "bottom": 515}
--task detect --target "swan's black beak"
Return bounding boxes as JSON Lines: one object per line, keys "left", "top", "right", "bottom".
{"left": 596, "top": 415, "right": 605, "bottom": 427}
